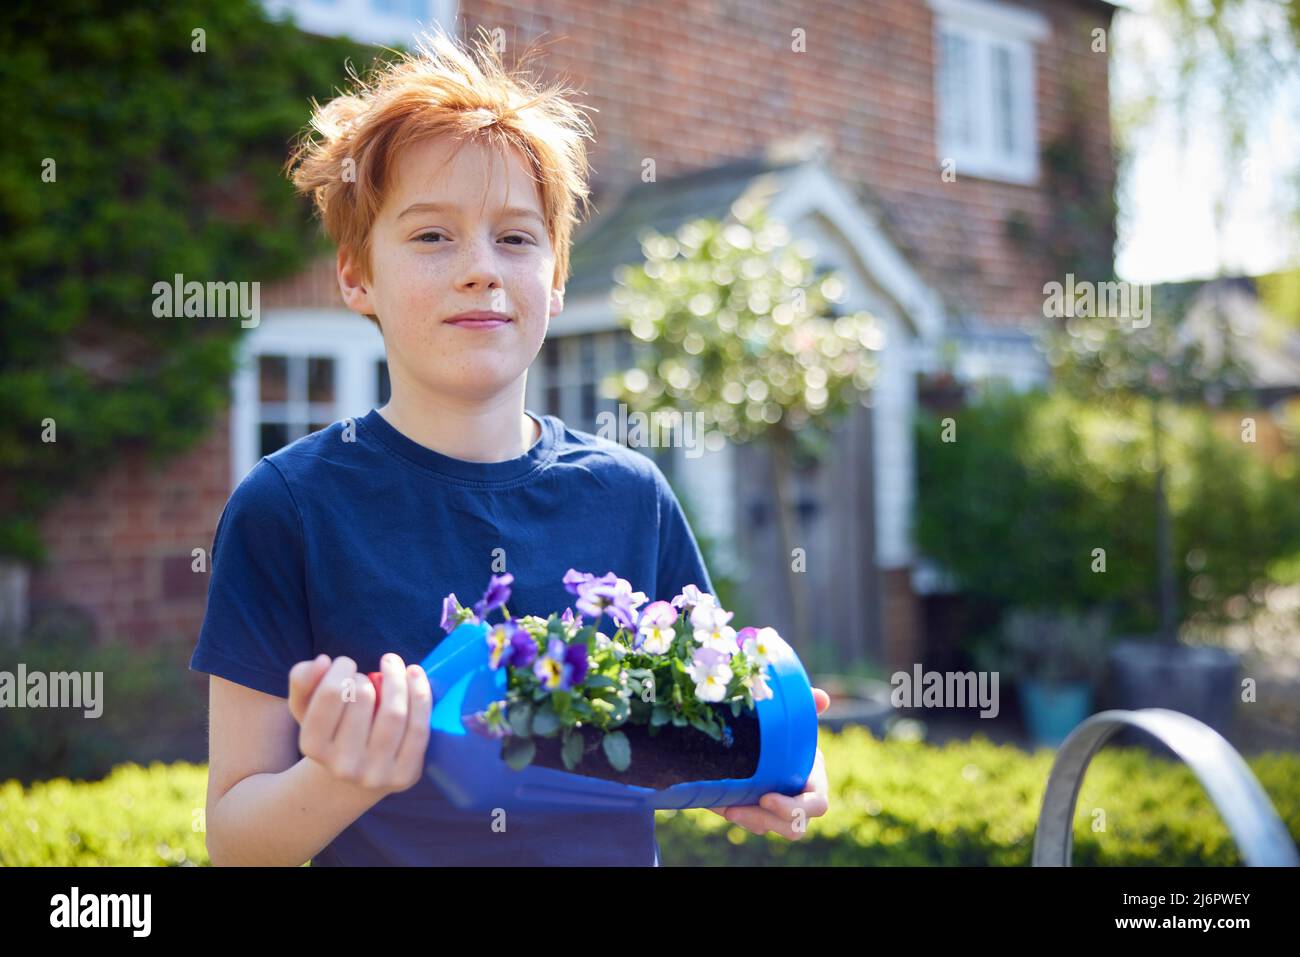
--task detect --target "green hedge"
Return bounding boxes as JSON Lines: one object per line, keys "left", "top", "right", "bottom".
{"left": 914, "top": 387, "right": 1300, "bottom": 637}
{"left": 3, "top": 729, "right": 1298, "bottom": 865}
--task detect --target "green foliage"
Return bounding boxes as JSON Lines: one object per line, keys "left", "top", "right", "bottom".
{"left": 0, "top": 762, "right": 211, "bottom": 866}
{"left": 656, "top": 727, "right": 1300, "bottom": 866}
{"left": 915, "top": 386, "right": 1300, "bottom": 636}
{"left": 0, "top": 623, "right": 207, "bottom": 785}
{"left": 480, "top": 607, "right": 769, "bottom": 772}
{"left": 0, "top": 0, "right": 384, "bottom": 560}
{"left": 606, "top": 201, "right": 881, "bottom": 466}
{"left": 6, "top": 731, "right": 1298, "bottom": 865}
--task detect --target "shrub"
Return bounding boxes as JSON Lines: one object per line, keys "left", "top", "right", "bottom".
{"left": 914, "top": 386, "right": 1300, "bottom": 638}
{"left": 4, "top": 729, "right": 1297, "bottom": 866}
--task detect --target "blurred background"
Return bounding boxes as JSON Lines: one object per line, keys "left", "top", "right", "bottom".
{"left": 2, "top": 0, "right": 1299, "bottom": 865}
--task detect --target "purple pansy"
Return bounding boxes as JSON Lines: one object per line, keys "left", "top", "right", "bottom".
{"left": 573, "top": 573, "right": 644, "bottom": 630}
{"left": 473, "top": 572, "right": 514, "bottom": 620}
{"left": 484, "top": 620, "right": 539, "bottom": 671}
{"left": 440, "top": 593, "right": 469, "bottom": 633}
{"left": 534, "top": 636, "right": 590, "bottom": 691}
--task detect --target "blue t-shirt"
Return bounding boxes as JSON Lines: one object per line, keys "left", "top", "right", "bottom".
{"left": 190, "top": 407, "right": 713, "bottom": 866}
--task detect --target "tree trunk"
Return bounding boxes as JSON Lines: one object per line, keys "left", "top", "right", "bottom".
{"left": 1151, "top": 397, "right": 1179, "bottom": 644}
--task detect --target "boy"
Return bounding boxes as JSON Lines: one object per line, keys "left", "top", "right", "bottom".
{"left": 191, "top": 29, "right": 828, "bottom": 866}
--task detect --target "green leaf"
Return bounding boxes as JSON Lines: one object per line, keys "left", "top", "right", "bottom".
{"left": 532, "top": 705, "right": 561, "bottom": 737}
{"left": 508, "top": 701, "right": 534, "bottom": 737}
{"left": 602, "top": 731, "right": 631, "bottom": 772}
{"left": 650, "top": 705, "right": 673, "bottom": 727}
{"left": 561, "top": 730, "right": 585, "bottom": 770}
{"left": 731, "top": 699, "right": 742, "bottom": 717}
{"left": 585, "top": 674, "right": 617, "bottom": 688}
{"left": 502, "top": 736, "right": 536, "bottom": 771}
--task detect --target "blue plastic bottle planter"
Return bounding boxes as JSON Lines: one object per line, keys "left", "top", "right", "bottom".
{"left": 420, "top": 621, "right": 820, "bottom": 812}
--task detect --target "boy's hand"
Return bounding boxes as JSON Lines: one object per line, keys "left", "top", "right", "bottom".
{"left": 707, "top": 687, "right": 831, "bottom": 840}
{"left": 287, "top": 653, "right": 433, "bottom": 796}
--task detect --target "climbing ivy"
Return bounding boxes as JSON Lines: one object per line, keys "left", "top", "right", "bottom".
{"left": 0, "top": 0, "right": 387, "bottom": 560}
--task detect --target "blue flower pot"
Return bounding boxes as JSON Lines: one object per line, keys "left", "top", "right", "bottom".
{"left": 1019, "top": 678, "right": 1092, "bottom": 748}
{"left": 419, "top": 621, "right": 820, "bottom": 812}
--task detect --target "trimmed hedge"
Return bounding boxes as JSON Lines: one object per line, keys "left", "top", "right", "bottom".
{"left": 3, "top": 729, "right": 1298, "bottom": 866}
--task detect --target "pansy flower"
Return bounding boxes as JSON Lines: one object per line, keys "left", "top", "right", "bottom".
{"left": 533, "top": 637, "right": 590, "bottom": 691}
{"left": 686, "top": 646, "right": 733, "bottom": 703}
{"left": 440, "top": 593, "right": 478, "bottom": 634}
{"left": 693, "top": 603, "right": 737, "bottom": 655}
{"left": 635, "top": 600, "right": 678, "bottom": 655}
{"left": 472, "top": 573, "right": 514, "bottom": 620}
{"left": 485, "top": 620, "right": 532, "bottom": 670}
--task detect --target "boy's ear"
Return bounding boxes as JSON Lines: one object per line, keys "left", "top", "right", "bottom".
{"left": 337, "top": 247, "right": 377, "bottom": 317}
{"left": 550, "top": 284, "right": 565, "bottom": 318}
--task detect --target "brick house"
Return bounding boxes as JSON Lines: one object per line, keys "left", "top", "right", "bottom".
{"left": 23, "top": 0, "right": 1118, "bottom": 673}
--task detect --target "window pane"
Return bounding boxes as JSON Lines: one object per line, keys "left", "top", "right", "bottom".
{"left": 376, "top": 360, "right": 391, "bottom": 405}
{"left": 939, "top": 29, "right": 973, "bottom": 148}
{"left": 259, "top": 422, "right": 289, "bottom": 457}
{"left": 307, "top": 356, "right": 335, "bottom": 403}
{"left": 994, "top": 45, "right": 1016, "bottom": 156}
{"left": 259, "top": 355, "right": 288, "bottom": 403}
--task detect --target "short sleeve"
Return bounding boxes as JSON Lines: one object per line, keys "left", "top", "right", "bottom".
{"left": 651, "top": 463, "right": 715, "bottom": 603}
{"left": 189, "top": 458, "right": 314, "bottom": 698}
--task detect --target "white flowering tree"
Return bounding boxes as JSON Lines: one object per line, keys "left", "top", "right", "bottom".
{"left": 607, "top": 199, "right": 883, "bottom": 649}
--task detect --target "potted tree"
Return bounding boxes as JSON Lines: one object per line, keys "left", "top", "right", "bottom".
{"left": 974, "top": 608, "right": 1111, "bottom": 747}
{"left": 606, "top": 201, "right": 883, "bottom": 650}
{"left": 1043, "top": 286, "right": 1253, "bottom": 737}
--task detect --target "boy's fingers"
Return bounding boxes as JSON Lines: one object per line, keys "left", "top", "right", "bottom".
{"left": 394, "top": 665, "right": 433, "bottom": 783}
{"left": 367, "top": 653, "right": 410, "bottom": 762}
{"left": 288, "top": 655, "right": 331, "bottom": 724}
{"left": 301, "top": 656, "right": 358, "bottom": 752}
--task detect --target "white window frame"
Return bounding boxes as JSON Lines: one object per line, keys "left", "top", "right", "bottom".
{"left": 231, "top": 311, "right": 388, "bottom": 488}
{"left": 929, "top": 0, "right": 1047, "bottom": 186}
{"left": 262, "top": 0, "right": 458, "bottom": 46}
{"left": 529, "top": 329, "right": 635, "bottom": 434}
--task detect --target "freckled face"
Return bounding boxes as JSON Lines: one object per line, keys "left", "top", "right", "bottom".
{"left": 365, "top": 135, "right": 561, "bottom": 402}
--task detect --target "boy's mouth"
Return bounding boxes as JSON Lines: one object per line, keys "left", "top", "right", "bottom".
{"left": 445, "top": 310, "right": 512, "bottom": 330}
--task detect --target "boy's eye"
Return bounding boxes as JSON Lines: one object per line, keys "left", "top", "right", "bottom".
{"left": 414, "top": 232, "right": 530, "bottom": 244}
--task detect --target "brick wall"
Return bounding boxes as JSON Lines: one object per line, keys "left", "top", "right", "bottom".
{"left": 463, "top": 0, "right": 1115, "bottom": 326}
{"left": 27, "top": 411, "right": 232, "bottom": 647}
{"left": 22, "top": 1, "right": 1116, "bottom": 656}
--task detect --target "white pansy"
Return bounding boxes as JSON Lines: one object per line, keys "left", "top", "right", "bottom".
{"left": 746, "top": 670, "right": 774, "bottom": 701}
{"left": 741, "top": 626, "right": 779, "bottom": 665}
{"left": 638, "top": 622, "right": 675, "bottom": 655}
{"left": 686, "top": 659, "right": 733, "bottom": 703}
{"left": 689, "top": 598, "right": 727, "bottom": 630}
{"left": 695, "top": 624, "right": 737, "bottom": 655}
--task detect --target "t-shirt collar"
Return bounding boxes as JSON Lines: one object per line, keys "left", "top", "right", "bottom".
{"left": 358, "top": 407, "right": 556, "bottom": 486}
